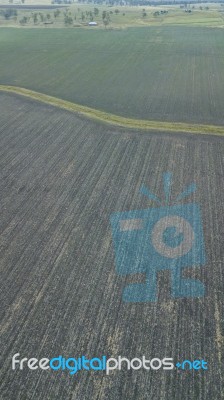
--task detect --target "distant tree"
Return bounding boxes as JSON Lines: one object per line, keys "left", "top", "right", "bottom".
{"left": 102, "top": 10, "right": 110, "bottom": 28}
{"left": 64, "top": 15, "right": 73, "bottom": 24}
{"left": 94, "top": 7, "right": 99, "bottom": 16}
{"left": 54, "top": 9, "right": 60, "bottom": 18}
{"left": 33, "top": 13, "right": 38, "bottom": 23}
{"left": 114, "top": 9, "right": 119, "bottom": 14}
{"left": 19, "top": 16, "right": 28, "bottom": 24}
{"left": 3, "top": 8, "right": 17, "bottom": 19}
{"left": 39, "top": 12, "right": 44, "bottom": 22}
{"left": 103, "top": 18, "right": 109, "bottom": 28}
{"left": 81, "top": 12, "right": 85, "bottom": 21}
{"left": 46, "top": 13, "right": 51, "bottom": 20}
{"left": 142, "top": 11, "right": 147, "bottom": 17}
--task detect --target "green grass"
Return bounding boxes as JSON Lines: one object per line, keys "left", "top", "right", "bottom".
{"left": 0, "top": 26, "right": 224, "bottom": 126}
{"left": 1, "top": 85, "right": 224, "bottom": 136}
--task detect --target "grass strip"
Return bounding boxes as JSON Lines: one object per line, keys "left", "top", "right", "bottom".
{"left": 1, "top": 85, "right": 224, "bottom": 136}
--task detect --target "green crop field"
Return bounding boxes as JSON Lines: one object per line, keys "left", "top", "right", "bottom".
{"left": 0, "top": 26, "right": 224, "bottom": 127}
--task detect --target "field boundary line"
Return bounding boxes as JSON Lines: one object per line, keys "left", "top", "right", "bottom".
{"left": 1, "top": 85, "right": 224, "bottom": 136}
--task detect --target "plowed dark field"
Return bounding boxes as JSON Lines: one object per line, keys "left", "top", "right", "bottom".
{"left": 0, "top": 93, "right": 223, "bottom": 399}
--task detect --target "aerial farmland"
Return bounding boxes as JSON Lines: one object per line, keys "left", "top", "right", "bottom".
{"left": 0, "top": 2, "right": 223, "bottom": 399}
